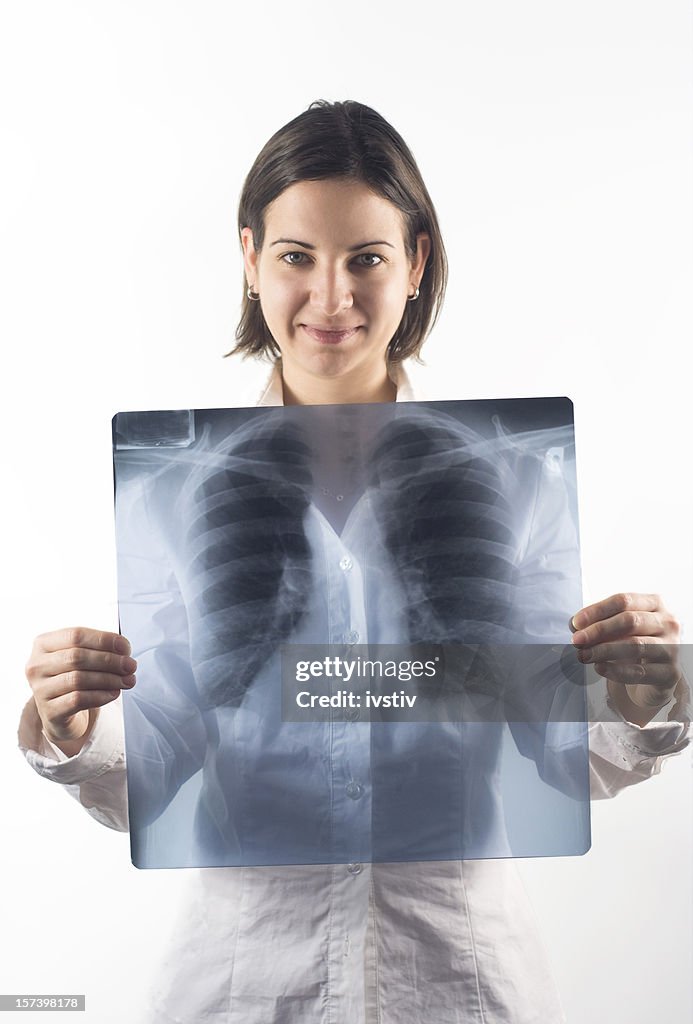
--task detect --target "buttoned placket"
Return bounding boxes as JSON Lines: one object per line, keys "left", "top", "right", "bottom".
{"left": 305, "top": 501, "right": 376, "bottom": 1018}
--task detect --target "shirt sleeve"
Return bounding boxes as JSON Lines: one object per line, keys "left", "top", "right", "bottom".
{"left": 17, "top": 696, "right": 129, "bottom": 831}
{"left": 108, "top": 462, "right": 209, "bottom": 830}
{"left": 586, "top": 673, "right": 691, "bottom": 799}
{"left": 511, "top": 440, "right": 692, "bottom": 799}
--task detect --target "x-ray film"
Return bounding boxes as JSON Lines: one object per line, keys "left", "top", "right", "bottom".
{"left": 112, "top": 398, "right": 591, "bottom": 868}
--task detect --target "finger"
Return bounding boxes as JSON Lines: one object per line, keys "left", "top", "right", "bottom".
{"left": 577, "top": 639, "right": 679, "bottom": 666}
{"left": 46, "top": 689, "right": 123, "bottom": 721}
{"left": 571, "top": 610, "right": 666, "bottom": 646}
{"left": 594, "top": 661, "right": 681, "bottom": 688}
{"left": 41, "top": 671, "right": 136, "bottom": 700}
{"left": 570, "top": 594, "right": 662, "bottom": 634}
{"left": 39, "top": 646, "right": 138, "bottom": 679}
{"left": 36, "top": 627, "right": 131, "bottom": 656}
{"left": 26, "top": 648, "right": 137, "bottom": 687}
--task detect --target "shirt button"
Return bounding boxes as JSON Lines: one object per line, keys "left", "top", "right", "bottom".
{"left": 347, "top": 862, "right": 363, "bottom": 875}
{"left": 343, "top": 630, "right": 360, "bottom": 644}
{"left": 346, "top": 781, "right": 364, "bottom": 800}
{"left": 339, "top": 556, "right": 353, "bottom": 572}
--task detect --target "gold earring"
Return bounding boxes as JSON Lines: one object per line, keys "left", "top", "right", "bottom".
{"left": 407, "top": 287, "right": 420, "bottom": 301}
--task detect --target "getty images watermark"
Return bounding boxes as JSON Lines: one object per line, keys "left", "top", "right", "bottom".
{"left": 294, "top": 651, "right": 439, "bottom": 710}
{"left": 280, "top": 644, "right": 692, "bottom": 723}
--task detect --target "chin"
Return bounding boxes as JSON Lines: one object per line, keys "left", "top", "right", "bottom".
{"left": 279, "top": 339, "right": 355, "bottom": 374}
{"left": 305, "top": 352, "right": 359, "bottom": 379}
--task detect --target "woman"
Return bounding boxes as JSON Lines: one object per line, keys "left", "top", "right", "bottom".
{"left": 21, "top": 100, "right": 689, "bottom": 1023}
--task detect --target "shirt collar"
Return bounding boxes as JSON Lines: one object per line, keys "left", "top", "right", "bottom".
{"left": 255, "top": 360, "right": 420, "bottom": 407}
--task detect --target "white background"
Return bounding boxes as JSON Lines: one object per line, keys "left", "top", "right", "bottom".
{"left": 1, "top": 1, "right": 691, "bottom": 1021}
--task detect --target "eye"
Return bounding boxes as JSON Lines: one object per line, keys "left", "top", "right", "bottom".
{"left": 353, "top": 253, "right": 384, "bottom": 267}
{"left": 280, "top": 251, "right": 311, "bottom": 266}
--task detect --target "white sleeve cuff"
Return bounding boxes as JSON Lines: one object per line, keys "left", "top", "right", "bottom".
{"left": 587, "top": 672, "right": 691, "bottom": 765}
{"left": 18, "top": 697, "right": 126, "bottom": 784}
{"left": 589, "top": 719, "right": 690, "bottom": 772}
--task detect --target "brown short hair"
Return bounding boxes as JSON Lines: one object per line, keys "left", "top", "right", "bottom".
{"left": 227, "top": 100, "right": 448, "bottom": 363}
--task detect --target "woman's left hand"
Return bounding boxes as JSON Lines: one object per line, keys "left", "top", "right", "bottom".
{"left": 570, "top": 592, "right": 683, "bottom": 725}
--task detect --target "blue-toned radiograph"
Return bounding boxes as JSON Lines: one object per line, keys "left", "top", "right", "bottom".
{"left": 112, "top": 399, "right": 591, "bottom": 869}
{"left": 182, "top": 418, "right": 315, "bottom": 708}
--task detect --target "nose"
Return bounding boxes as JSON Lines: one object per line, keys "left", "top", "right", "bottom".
{"left": 310, "top": 265, "right": 353, "bottom": 317}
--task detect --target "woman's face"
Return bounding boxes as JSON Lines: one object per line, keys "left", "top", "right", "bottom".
{"left": 241, "top": 178, "right": 430, "bottom": 390}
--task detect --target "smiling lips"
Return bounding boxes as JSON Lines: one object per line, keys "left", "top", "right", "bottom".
{"left": 301, "top": 325, "right": 361, "bottom": 345}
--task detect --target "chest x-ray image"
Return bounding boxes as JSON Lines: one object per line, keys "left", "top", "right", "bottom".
{"left": 112, "top": 398, "right": 590, "bottom": 869}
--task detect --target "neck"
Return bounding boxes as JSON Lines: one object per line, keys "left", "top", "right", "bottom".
{"left": 280, "top": 360, "right": 397, "bottom": 406}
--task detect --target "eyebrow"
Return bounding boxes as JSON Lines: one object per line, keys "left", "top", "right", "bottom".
{"left": 269, "top": 238, "right": 395, "bottom": 251}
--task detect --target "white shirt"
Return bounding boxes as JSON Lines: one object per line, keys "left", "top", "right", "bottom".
{"left": 18, "top": 361, "right": 691, "bottom": 1024}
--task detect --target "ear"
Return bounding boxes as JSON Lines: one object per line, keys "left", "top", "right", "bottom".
{"left": 407, "top": 234, "right": 429, "bottom": 294}
{"left": 241, "top": 227, "right": 259, "bottom": 286}
{"left": 411, "top": 232, "right": 431, "bottom": 290}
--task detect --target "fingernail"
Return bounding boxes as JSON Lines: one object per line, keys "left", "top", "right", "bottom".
{"left": 114, "top": 636, "right": 131, "bottom": 655}
{"left": 572, "top": 630, "right": 588, "bottom": 646}
{"left": 122, "top": 675, "right": 136, "bottom": 688}
{"left": 577, "top": 648, "right": 593, "bottom": 663}
{"left": 122, "top": 656, "right": 138, "bottom": 674}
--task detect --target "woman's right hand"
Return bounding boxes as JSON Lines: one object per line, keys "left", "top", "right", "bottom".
{"left": 25, "top": 627, "right": 137, "bottom": 756}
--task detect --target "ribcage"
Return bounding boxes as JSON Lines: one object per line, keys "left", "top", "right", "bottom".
{"left": 178, "top": 406, "right": 522, "bottom": 708}
{"left": 368, "top": 409, "right": 521, "bottom": 646}
{"left": 180, "top": 416, "right": 314, "bottom": 708}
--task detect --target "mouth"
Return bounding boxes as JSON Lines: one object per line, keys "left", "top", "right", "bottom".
{"left": 301, "top": 325, "right": 361, "bottom": 345}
